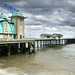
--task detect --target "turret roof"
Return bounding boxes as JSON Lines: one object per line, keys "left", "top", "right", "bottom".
{"left": 12, "top": 10, "right": 23, "bottom": 17}
{"left": 0, "top": 13, "right": 7, "bottom": 19}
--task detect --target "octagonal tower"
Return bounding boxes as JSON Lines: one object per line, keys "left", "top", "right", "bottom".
{"left": 10, "top": 10, "right": 25, "bottom": 39}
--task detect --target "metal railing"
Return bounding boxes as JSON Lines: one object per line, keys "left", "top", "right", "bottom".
{"left": 0, "top": 38, "right": 35, "bottom": 42}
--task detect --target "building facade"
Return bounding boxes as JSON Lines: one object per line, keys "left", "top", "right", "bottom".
{"left": 40, "top": 34, "right": 51, "bottom": 38}
{"left": 51, "top": 34, "right": 63, "bottom": 39}
{"left": 40, "top": 33, "right": 63, "bottom": 39}
{"left": 10, "top": 10, "right": 25, "bottom": 39}
{"left": 0, "top": 13, "right": 16, "bottom": 39}
{"left": 0, "top": 10, "right": 25, "bottom": 39}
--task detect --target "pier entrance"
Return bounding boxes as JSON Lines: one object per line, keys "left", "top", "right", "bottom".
{"left": 0, "top": 39, "right": 35, "bottom": 56}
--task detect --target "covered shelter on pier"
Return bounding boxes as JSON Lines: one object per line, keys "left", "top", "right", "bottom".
{"left": 0, "top": 13, "right": 16, "bottom": 39}
{"left": 40, "top": 33, "right": 63, "bottom": 39}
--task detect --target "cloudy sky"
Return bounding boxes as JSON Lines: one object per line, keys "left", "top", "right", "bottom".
{"left": 0, "top": 0, "right": 75, "bottom": 38}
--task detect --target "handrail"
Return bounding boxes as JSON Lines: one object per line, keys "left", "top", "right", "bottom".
{"left": 0, "top": 38, "right": 35, "bottom": 42}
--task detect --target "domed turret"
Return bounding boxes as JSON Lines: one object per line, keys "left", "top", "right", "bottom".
{"left": 0, "top": 13, "right": 7, "bottom": 19}
{"left": 8, "top": 23, "right": 16, "bottom": 34}
{"left": 0, "top": 22, "right": 4, "bottom": 33}
{"left": 12, "top": 10, "right": 23, "bottom": 17}
{"left": 10, "top": 10, "right": 25, "bottom": 39}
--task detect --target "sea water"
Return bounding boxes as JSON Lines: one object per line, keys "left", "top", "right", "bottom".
{"left": 0, "top": 44, "right": 75, "bottom": 75}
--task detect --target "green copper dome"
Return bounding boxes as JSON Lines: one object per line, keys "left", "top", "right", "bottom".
{"left": 0, "top": 13, "right": 7, "bottom": 19}
{"left": 0, "top": 22, "right": 16, "bottom": 34}
{"left": 12, "top": 10, "right": 23, "bottom": 17}
{"left": 8, "top": 23, "right": 16, "bottom": 34}
{"left": 0, "top": 22, "right": 4, "bottom": 33}
{"left": 0, "top": 18, "right": 5, "bottom": 21}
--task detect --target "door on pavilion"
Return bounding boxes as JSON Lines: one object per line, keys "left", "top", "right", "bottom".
{"left": 20, "top": 35, "right": 22, "bottom": 39}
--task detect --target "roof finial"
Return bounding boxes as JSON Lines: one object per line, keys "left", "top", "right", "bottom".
{"left": 17, "top": 10, "right": 19, "bottom": 12}
{"left": 1, "top": 13, "right": 3, "bottom": 15}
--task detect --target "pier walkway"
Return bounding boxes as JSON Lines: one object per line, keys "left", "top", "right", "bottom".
{"left": 0, "top": 38, "right": 75, "bottom": 56}
{"left": 0, "top": 39, "right": 34, "bottom": 44}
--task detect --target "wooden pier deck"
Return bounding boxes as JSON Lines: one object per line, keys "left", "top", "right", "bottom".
{"left": 0, "top": 39, "right": 35, "bottom": 56}
{"left": 0, "top": 38, "right": 75, "bottom": 56}
{"left": 0, "top": 39, "right": 35, "bottom": 44}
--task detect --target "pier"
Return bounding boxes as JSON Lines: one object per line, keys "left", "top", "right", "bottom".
{"left": 35, "top": 38, "right": 64, "bottom": 48}
{"left": 0, "top": 38, "right": 75, "bottom": 57}
{"left": 0, "top": 10, "right": 75, "bottom": 57}
{"left": 0, "top": 39, "right": 35, "bottom": 56}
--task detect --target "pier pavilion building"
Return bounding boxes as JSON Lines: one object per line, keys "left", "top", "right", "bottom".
{"left": 51, "top": 34, "right": 63, "bottom": 39}
{"left": 40, "top": 34, "right": 52, "bottom": 38}
{"left": 40, "top": 33, "right": 63, "bottom": 39}
{"left": 10, "top": 10, "right": 25, "bottom": 39}
{"left": 0, "top": 10, "right": 25, "bottom": 39}
{"left": 0, "top": 13, "right": 16, "bottom": 39}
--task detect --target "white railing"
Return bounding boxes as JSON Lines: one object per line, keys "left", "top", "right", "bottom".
{"left": 0, "top": 38, "right": 35, "bottom": 41}
{"left": 0, "top": 38, "right": 14, "bottom": 41}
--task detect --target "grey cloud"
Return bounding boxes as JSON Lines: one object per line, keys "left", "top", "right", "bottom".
{"left": 71, "top": 13, "right": 75, "bottom": 17}
{"left": 61, "top": 18, "right": 75, "bottom": 27}
{"left": 0, "top": 0, "right": 75, "bottom": 28}
{"left": 25, "top": 15, "right": 52, "bottom": 26}
{"left": 0, "top": 0, "right": 75, "bottom": 38}
{"left": 0, "top": 0, "right": 20, "bottom": 2}
{"left": 0, "top": 0, "right": 68, "bottom": 12}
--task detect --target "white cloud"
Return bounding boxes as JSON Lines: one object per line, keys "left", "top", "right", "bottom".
{"left": 0, "top": 0, "right": 75, "bottom": 38}
{"left": 26, "top": 25, "right": 42, "bottom": 30}
{"left": 68, "top": 0, "right": 75, "bottom": 6}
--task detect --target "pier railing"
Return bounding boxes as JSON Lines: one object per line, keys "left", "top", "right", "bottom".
{"left": 0, "top": 38, "right": 75, "bottom": 56}
{"left": 0, "top": 38, "right": 35, "bottom": 41}
{"left": 0, "top": 38, "right": 35, "bottom": 44}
